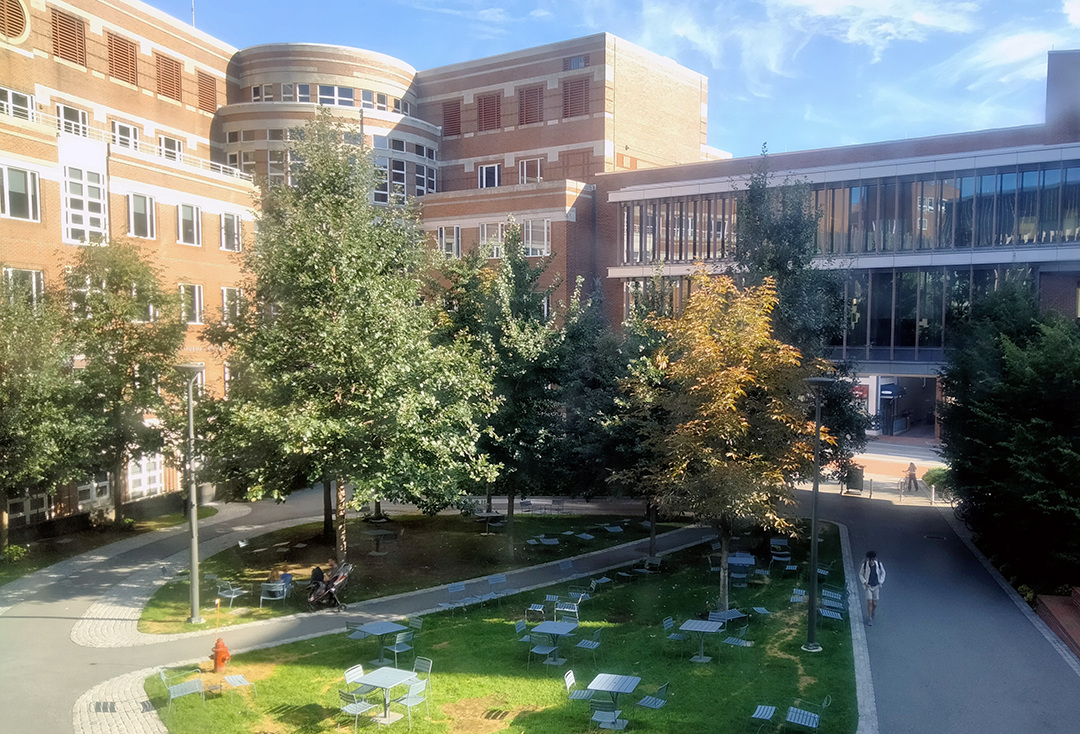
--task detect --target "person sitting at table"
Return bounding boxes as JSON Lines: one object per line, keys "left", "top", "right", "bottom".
{"left": 267, "top": 568, "right": 281, "bottom": 582}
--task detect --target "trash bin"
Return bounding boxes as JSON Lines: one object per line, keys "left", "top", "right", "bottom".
{"left": 846, "top": 465, "right": 864, "bottom": 494}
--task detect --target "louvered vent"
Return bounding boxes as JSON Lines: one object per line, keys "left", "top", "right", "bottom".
{"left": 442, "top": 100, "right": 461, "bottom": 137}
{"left": 0, "top": 0, "right": 27, "bottom": 39}
{"left": 196, "top": 71, "right": 216, "bottom": 113}
{"left": 51, "top": 8, "right": 86, "bottom": 66}
{"left": 519, "top": 86, "right": 543, "bottom": 126}
{"left": 107, "top": 33, "right": 137, "bottom": 85}
{"left": 562, "top": 78, "right": 589, "bottom": 119}
{"left": 477, "top": 93, "right": 500, "bottom": 132}
{"left": 156, "top": 54, "right": 182, "bottom": 102}
{"left": 562, "top": 54, "right": 590, "bottom": 71}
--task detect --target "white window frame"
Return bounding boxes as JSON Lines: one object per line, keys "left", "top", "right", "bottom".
{"left": 480, "top": 222, "right": 504, "bottom": 259}
{"left": 127, "top": 454, "right": 165, "bottom": 499}
{"left": 374, "top": 157, "right": 389, "bottom": 204}
{"left": 127, "top": 193, "right": 155, "bottom": 239}
{"left": 438, "top": 226, "right": 461, "bottom": 258}
{"left": 57, "top": 104, "right": 88, "bottom": 136}
{"left": 76, "top": 472, "right": 110, "bottom": 509}
{"left": 159, "top": 135, "right": 183, "bottom": 162}
{"left": 268, "top": 149, "right": 289, "bottom": 184}
{"left": 177, "top": 204, "right": 201, "bottom": 246}
{"left": 252, "top": 84, "right": 274, "bottom": 102}
{"left": 318, "top": 85, "right": 353, "bottom": 106}
{"left": 0, "top": 165, "right": 40, "bottom": 222}
{"left": 3, "top": 267, "right": 45, "bottom": 306}
{"left": 478, "top": 163, "right": 501, "bottom": 189}
{"left": 0, "top": 87, "right": 34, "bottom": 121}
{"left": 221, "top": 212, "right": 241, "bottom": 251}
{"left": 240, "top": 150, "right": 256, "bottom": 176}
{"left": 111, "top": 120, "right": 139, "bottom": 150}
{"left": 415, "top": 164, "right": 437, "bottom": 196}
{"left": 63, "top": 166, "right": 107, "bottom": 244}
{"left": 179, "top": 283, "right": 203, "bottom": 324}
{"left": 520, "top": 158, "right": 542, "bottom": 184}
{"left": 391, "top": 159, "right": 406, "bottom": 204}
{"left": 523, "top": 218, "right": 550, "bottom": 257}
{"left": 221, "top": 286, "right": 241, "bottom": 323}
{"left": 282, "top": 83, "right": 310, "bottom": 102}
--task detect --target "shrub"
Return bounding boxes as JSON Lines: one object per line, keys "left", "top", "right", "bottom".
{"left": 3, "top": 544, "right": 29, "bottom": 563}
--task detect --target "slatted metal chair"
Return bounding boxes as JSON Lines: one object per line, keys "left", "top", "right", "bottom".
{"left": 159, "top": 669, "right": 204, "bottom": 709}
{"left": 259, "top": 581, "right": 287, "bottom": 608}
{"left": 438, "top": 581, "right": 479, "bottom": 615}
{"left": 785, "top": 696, "right": 831, "bottom": 730}
{"left": 749, "top": 704, "right": 777, "bottom": 732}
{"left": 338, "top": 690, "right": 378, "bottom": 733}
{"left": 662, "top": 616, "right": 688, "bottom": 655}
{"left": 515, "top": 619, "right": 532, "bottom": 645}
{"left": 343, "top": 664, "right": 378, "bottom": 700}
{"left": 345, "top": 621, "right": 371, "bottom": 641}
{"left": 412, "top": 656, "right": 433, "bottom": 692}
{"left": 391, "top": 679, "right": 430, "bottom": 731}
{"left": 722, "top": 624, "right": 754, "bottom": 648}
{"left": 528, "top": 633, "right": 557, "bottom": 669}
{"left": 635, "top": 682, "right": 668, "bottom": 709}
{"left": 383, "top": 631, "right": 415, "bottom": 667}
{"left": 634, "top": 555, "right": 662, "bottom": 576}
{"left": 819, "top": 607, "right": 844, "bottom": 623}
{"left": 575, "top": 627, "right": 602, "bottom": 664}
{"left": 590, "top": 698, "right": 627, "bottom": 730}
{"left": 564, "top": 669, "right": 594, "bottom": 702}
{"left": 217, "top": 580, "right": 246, "bottom": 608}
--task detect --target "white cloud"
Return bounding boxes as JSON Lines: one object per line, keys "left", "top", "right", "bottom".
{"left": 934, "top": 30, "right": 1066, "bottom": 90}
{"left": 1065, "top": 0, "right": 1080, "bottom": 26}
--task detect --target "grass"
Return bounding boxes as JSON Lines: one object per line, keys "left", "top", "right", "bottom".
{"left": 145, "top": 523, "right": 855, "bottom": 734}
{"left": 140, "top": 513, "right": 678, "bottom": 634}
{"left": 0, "top": 506, "right": 219, "bottom": 588}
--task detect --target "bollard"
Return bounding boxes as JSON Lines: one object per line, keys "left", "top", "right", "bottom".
{"left": 931, "top": 484, "right": 936, "bottom": 506}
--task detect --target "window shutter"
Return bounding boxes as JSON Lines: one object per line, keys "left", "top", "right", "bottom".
{"left": 155, "top": 54, "right": 182, "bottom": 102}
{"left": 51, "top": 9, "right": 86, "bottom": 66}
{"left": 196, "top": 71, "right": 217, "bottom": 113}
{"left": 519, "top": 86, "right": 543, "bottom": 125}
{"left": 0, "top": 0, "right": 27, "bottom": 39}
{"left": 563, "top": 78, "right": 589, "bottom": 119}
{"left": 442, "top": 100, "right": 461, "bottom": 137}
{"left": 107, "top": 33, "right": 137, "bottom": 85}
{"left": 477, "top": 93, "right": 501, "bottom": 132}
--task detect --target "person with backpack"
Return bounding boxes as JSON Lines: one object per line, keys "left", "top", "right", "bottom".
{"left": 859, "top": 550, "right": 886, "bottom": 625}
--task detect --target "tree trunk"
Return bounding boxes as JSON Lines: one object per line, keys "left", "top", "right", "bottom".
{"left": 373, "top": 497, "right": 383, "bottom": 518}
{"left": 111, "top": 458, "right": 127, "bottom": 524}
{"left": 715, "top": 524, "right": 731, "bottom": 612}
{"left": 485, "top": 486, "right": 493, "bottom": 513}
{"left": 335, "top": 479, "right": 348, "bottom": 561}
{"left": 322, "top": 479, "right": 334, "bottom": 542}
{"left": 0, "top": 504, "right": 8, "bottom": 551}
{"left": 505, "top": 490, "right": 515, "bottom": 561}
{"left": 648, "top": 503, "right": 657, "bottom": 557}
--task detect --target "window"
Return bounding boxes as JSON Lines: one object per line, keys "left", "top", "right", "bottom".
{"left": 58, "top": 104, "right": 88, "bottom": 136}
{"left": 478, "top": 163, "right": 500, "bottom": 189}
{"left": 519, "top": 86, "right": 543, "bottom": 125}
{"left": 376, "top": 92, "right": 388, "bottom": 111}
{"left": 480, "top": 222, "right": 504, "bottom": 258}
{"left": 227, "top": 152, "right": 238, "bottom": 169}
{"left": 197, "top": 71, "right": 217, "bottom": 113}
{"left": 128, "top": 194, "right": 155, "bottom": 238}
{"left": 3, "top": 267, "right": 44, "bottom": 306}
{"left": 0, "top": 86, "right": 33, "bottom": 120}
{"left": 361, "top": 89, "right": 374, "bottom": 109}
{"left": 159, "top": 135, "right": 183, "bottom": 162}
{"left": 179, "top": 284, "right": 203, "bottom": 324}
{"left": 564, "top": 54, "right": 590, "bottom": 71}
{"left": 374, "top": 157, "right": 389, "bottom": 204}
{"left": 76, "top": 472, "right": 109, "bottom": 508}
{"left": 227, "top": 130, "right": 239, "bottom": 144}
{"left": 51, "top": 9, "right": 86, "bottom": 66}
{"left": 221, "top": 286, "right": 241, "bottom": 322}
{"left": 111, "top": 120, "right": 139, "bottom": 150}
{"left": 343, "top": 131, "right": 363, "bottom": 146}
{"left": 281, "top": 83, "right": 310, "bottom": 102}
{"left": 373, "top": 135, "right": 388, "bottom": 150}
{"left": 107, "top": 33, "right": 137, "bottom": 85}
{"left": 523, "top": 218, "right": 550, "bottom": 256}
{"left": 268, "top": 128, "right": 285, "bottom": 141}
{"left": 390, "top": 138, "right": 406, "bottom": 152}
{"left": 415, "top": 164, "right": 436, "bottom": 196}
{"left": 438, "top": 226, "right": 461, "bottom": 258}
{"left": 128, "top": 454, "right": 164, "bottom": 499}
{"left": 240, "top": 151, "right": 255, "bottom": 176}
{"left": 391, "top": 160, "right": 406, "bottom": 203}
{"left": 477, "top": 93, "right": 501, "bottom": 132}
{"left": 252, "top": 84, "right": 273, "bottom": 102}
{"left": 443, "top": 100, "right": 461, "bottom": 136}
{"left": 520, "top": 158, "right": 542, "bottom": 184}
{"left": 63, "top": 167, "right": 107, "bottom": 243}
{"left": 0, "top": 165, "right": 39, "bottom": 221}
{"left": 393, "top": 98, "right": 410, "bottom": 115}
{"left": 268, "top": 150, "right": 288, "bottom": 184}
{"left": 241, "top": 129, "right": 255, "bottom": 142}
{"left": 221, "top": 213, "right": 241, "bottom": 251}
{"left": 155, "top": 54, "right": 182, "bottom": 102}
{"left": 178, "top": 204, "right": 201, "bottom": 245}
{"left": 318, "top": 85, "right": 353, "bottom": 106}
{"left": 563, "top": 78, "right": 589, "bottom": 118}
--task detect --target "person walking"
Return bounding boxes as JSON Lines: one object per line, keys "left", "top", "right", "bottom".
{"left": 904, "top": 462, "right": 918, "bottom": 497}
{"left": 859, "top": 550, "right": 886, "bottom": 625}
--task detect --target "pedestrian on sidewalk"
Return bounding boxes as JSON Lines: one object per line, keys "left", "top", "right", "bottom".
{"left": 859, "top": 550, "right": 886, "bottom": 625}
{"left": 904, "top": 462, "right": 918, "bottom": 496}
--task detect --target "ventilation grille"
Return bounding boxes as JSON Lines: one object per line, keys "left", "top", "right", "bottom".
{"left": 562, "top": 54, "right": 590, "bottom": 71}
{"left": 196, "top": 71, "right": 216, "bottom": 113}
{"left": 51, "top": 8, "right": 86, "bottom": 66}
{"left": 519, "top": 86, "right": 543, "bottom": 126}
{"left": 442, "top": 100, "right": 461, "bottom": 137}
{"left": 477, "top": 93, "right": 500, "bottom": 132}
{"left": 107, "top": 33, "right": 137, "bottom": 85}
{"left": 156, "top": 54, "right": 182, "bottom": 102}
{"left": 0, "top": 0, "right": 27, "bottom": 39}
{"left": 562, "top": 78, "right": 589, "bottom": 119}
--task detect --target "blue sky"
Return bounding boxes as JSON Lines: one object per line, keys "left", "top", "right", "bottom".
{"left": 156, "top": 0, "right": 1080, "bottom": 158}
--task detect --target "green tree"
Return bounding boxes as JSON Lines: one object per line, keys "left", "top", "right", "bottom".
{"left": 939, "top": 283, "right": 1080, "bottom": 590}
{"left": 64, "top": 240, "right": 186, "bottom": 523}
{"left": 618, "top": 269, "right": 813, "bottom": 610}
{"left": 0, "top": 280, "right": 96, "bottom": 548}
{"left": 735, "top": 148, "right": 868, "bottom": 483}
{"left": 200, "top": 112, "right": 495, "bottom": 559}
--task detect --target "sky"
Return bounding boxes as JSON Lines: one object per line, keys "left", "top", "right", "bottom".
{"left": 153, "top": 0, "right": 1080, "bottom": 159}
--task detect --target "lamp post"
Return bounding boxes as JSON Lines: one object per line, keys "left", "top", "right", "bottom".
{"left": 177, "top": 363, "right": 204, "bottom": 624}
{"left": 802, "top": 375, "right": 835, "bottom": 653}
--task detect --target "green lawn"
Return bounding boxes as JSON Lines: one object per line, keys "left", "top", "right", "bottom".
{"left": 141, "top": 513, "right": 678, "bottom": 634}
{"left": 0, "top": 506, "right": 218, "bottom": 588}
{"left": 146, "top": 524, "right": 856, "bottom": 734}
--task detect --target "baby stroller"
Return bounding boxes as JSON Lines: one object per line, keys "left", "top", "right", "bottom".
{"left": 308, "top": 562, "right": 353, "bottom": 611}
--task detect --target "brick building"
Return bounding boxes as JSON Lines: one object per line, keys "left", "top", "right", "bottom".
{"left": 3, "top": 0, "right": 1080, "bottom": 529}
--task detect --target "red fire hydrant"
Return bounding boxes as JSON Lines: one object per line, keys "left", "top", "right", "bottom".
{"left": 211, "top": 638, "right": 231, "bottom": 673}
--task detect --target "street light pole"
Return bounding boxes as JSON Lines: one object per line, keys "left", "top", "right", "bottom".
{"left": 802, "top": 375, "right": 834, "bottom": 653}
{"left": 177, "top": 363, "right": 204, "bottom": 625}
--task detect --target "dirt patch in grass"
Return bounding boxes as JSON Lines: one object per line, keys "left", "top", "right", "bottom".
{"left": 443, "top": 696, "right": 543, "bottom": 734}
